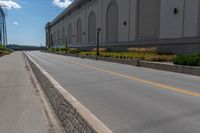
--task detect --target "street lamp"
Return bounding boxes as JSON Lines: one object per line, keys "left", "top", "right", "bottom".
{"left": 65, "top": 37, "right": 68, "bottom": 55}
{"left": 96, "top": 28, "right": 101, "bottom": 60}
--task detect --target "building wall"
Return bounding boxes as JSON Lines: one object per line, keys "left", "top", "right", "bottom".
{"left": 160, "top": 0, "right": 200, "bottom": 39}
{"left": 46, "top": 0, "right": 200, "bottom": 53}
{"left": 137, "top": 0, "right": 160, "bottom": 40}
{"left": 183, "top": 0, "right": 199, "bottom": 37}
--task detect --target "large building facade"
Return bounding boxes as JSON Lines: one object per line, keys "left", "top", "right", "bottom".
{"left": 46, "top": 0, "right": 200, "bottom": 54}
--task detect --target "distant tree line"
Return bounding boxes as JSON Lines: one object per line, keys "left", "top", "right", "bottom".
{"left": 7, "top": 44, "right": 46, "bottom": 51}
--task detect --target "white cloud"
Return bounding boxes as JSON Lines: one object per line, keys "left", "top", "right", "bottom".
{"left": 0, "top": 0, "right": 21, "bottom": 9}
{"left": 52, "top": 0, "right": 72, "bottom": 8}
{"left": 13, "top": 21, "right": 19, "bottom": 25}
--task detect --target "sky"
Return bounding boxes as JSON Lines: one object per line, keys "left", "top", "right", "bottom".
{"left": 0, "top": 0, "right": 74, "bottom": 46}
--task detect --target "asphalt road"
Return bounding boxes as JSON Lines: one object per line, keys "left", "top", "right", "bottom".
{"left": 28, "top": 51, "right": 200, "bottom": 133}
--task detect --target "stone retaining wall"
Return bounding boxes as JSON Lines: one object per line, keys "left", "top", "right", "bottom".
{"left": 24, "top": 53, "right": 112, "bottom": 133}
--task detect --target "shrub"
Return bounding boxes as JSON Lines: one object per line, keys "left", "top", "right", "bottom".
{"left": 92, "top": 48, "right": 108, "bottom": 52}
{"left": 0, "top": 45, "right": 12, "bottom": 57}
{"left": 68, "top": 48, "right": 80, "bottom": 54}
{"left": 173, "top": 53, "right": 200, "bottom": 66}
{"left": 0, "top": 45, "right": 12, "bottom": 53}
{"left": 146, "top": 55, "right": 175, "bottom": 62}
{"left": 47, "top": 48, "right": 54, "bottom": 52}
{"left": 128, "top": 47, "right": 158, "bottom": 54}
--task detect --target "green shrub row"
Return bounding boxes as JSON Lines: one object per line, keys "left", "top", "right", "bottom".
{"left": 173, "top": 53, "right": 200, "bottom": 66}
{"left": 47, "top": 48, "right": 80, "bottom": 54}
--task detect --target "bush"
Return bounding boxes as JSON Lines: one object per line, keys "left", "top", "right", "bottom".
{"left": 0, "top": 45, "right": 12, "bottom": 53}
{"left": 92, "top": 48, "right": 108, "bottom": 52}
{"left": 146, "top": 55, "right": 175, "bottom": 62}
{"left": 128, "top": 47, "right": 158, "bottom": 54}
{"left": 47, "top": 48, "right": 54, "bottom": 52}
{"left": 47, "top": 47, "right": 70, "bottom": 53}
{"left": 68, "top": 48, "right": 80, "bottom": 54}
{"left": 58, "top": 48, "right": 68, "bottom": 51}
{"left": 173, "top": 53, "right": 200, "bottom": 66}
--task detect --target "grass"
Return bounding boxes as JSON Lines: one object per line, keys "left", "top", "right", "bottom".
{"left": 0, "top": 45, "right": 12, "bottom": 57}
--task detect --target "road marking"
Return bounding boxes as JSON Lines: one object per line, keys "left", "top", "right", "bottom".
{"left": 69, "top": 60, "right": 200, "bottom": 98}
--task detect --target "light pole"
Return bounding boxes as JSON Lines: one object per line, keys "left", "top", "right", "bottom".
{"left": 65, "top": 37, "right": 68, "bottom": 55}
{"left": 96, "top": 28, "right": 101, "bottom": 60}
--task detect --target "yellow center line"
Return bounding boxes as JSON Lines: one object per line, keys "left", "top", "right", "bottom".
{"left": 69, "top": 60, "right": 200, "bottom": 98}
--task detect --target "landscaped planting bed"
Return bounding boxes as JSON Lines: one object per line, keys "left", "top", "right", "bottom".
{"left": 173, "top": 53, "right": 200, "bottom": 67}
{"left": 79, "top": 52, "right": 175, "bottom": 62}
{"left": 47, "top": 47, "right": 176, "bottom": 62}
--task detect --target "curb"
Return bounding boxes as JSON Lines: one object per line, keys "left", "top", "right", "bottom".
{"left": 24, "top": 52, "right": 113, "bottom": 133}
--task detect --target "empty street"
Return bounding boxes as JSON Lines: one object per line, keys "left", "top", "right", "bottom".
{"left": 27, "top": 51, "right": 200, "bottom": 133}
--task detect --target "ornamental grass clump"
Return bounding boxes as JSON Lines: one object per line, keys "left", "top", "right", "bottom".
{"left": 92, "top": 48, "right": 108, "bottom": 52}
{"left": 128, "top": 47, "right": 158, "bottom": 54}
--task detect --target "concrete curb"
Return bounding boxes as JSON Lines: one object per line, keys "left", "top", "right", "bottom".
{"left": 24, "top": 52, "right": 113, "bottom": 133}
{"left": 50, "top": 52, "right": 200, "bottom": 76}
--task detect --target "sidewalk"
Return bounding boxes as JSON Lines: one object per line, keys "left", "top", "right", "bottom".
{"left": 0, "top": 52, "right": 56, "bottom": 133}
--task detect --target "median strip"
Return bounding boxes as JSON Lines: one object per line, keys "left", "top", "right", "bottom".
{"left": 24, "top": 52, "right": 112, "bottom": 133}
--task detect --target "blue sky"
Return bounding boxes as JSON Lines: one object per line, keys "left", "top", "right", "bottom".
{"left": 1, "top": 0, "right": 73, "bottom": 46}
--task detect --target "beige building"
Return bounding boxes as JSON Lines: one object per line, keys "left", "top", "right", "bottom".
{"left": 46, "top": 0, "right": 200, "bottom": 54}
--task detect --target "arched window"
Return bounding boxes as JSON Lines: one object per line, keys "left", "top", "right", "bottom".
{"left": 88, "top": 12, "right": 96, "bottom": 43}
{"left": 106, "top": 1, "right": 118, "bottom": 42}
{"left": 68, "top": 23, "right": 72, "bottom": 43}
{"left": 77, "top": 18, "right": 82, "bottom": 43}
